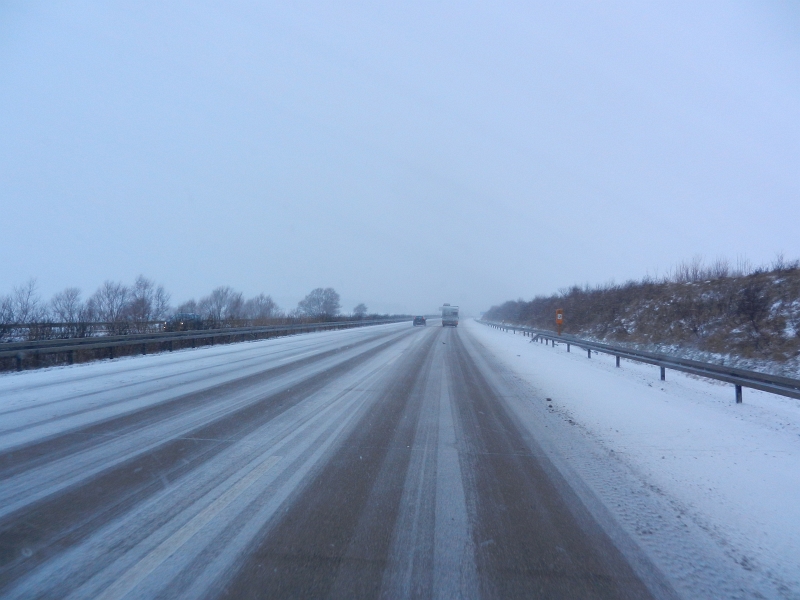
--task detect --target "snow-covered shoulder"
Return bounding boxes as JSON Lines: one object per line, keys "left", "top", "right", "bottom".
{"left": 466, "top": 318, "right": 800, "bottom": 599}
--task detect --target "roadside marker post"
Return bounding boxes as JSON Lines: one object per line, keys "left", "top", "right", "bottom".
{"left": 556, "top": 309, "right": 564, "bottom": 336}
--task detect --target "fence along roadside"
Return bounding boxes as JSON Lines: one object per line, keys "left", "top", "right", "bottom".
{"left": 479, "top": 320, "right": 800, "bottom": 404}
{"left": 1, "top": 318, "right": 410, "bottom": 372}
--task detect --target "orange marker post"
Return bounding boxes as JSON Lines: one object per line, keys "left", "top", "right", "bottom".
{"left": 555, "top": 309, "right": 564, "bottom": 336}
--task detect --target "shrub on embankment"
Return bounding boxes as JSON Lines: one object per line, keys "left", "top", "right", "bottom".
{"left": 484, "top": 258, "right": 800, "bottom": 373}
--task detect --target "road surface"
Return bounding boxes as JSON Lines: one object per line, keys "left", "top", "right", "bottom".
{"left": 0, "top": 322, "right": 666, "bottom": 599}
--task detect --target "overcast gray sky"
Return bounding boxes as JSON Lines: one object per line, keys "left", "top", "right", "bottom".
{"left": 1, "top": 1, "right": 798, "bottom": 315}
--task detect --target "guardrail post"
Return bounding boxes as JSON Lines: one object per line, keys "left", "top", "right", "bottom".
{"left": 567, "top": 343, "right": 570, "bottom": 352}
{"left": 141, "top": 344, "right": 147, "bottom": 355}
{"left": 616, "top": 356, "right": 620, "bottom": 367}
{"left": 68, "top": 350, "right": 74, "bottom": 365}
{"left": 660, "top": 366, "right": 666, "bottom": 381}
{"left": 169, "top": 340, "right": 173, "bottom": 352}
{"left": 109, "top": 346, "right": 115, "bottom": 360}
{"left": 587, "top": 349, "right": 591, "bottom": 358}
{"left": 16, "top": 352, "right": 23, "bottom": 371}
{"left": 735, "top": 385, "right": 743, "bottom": 404}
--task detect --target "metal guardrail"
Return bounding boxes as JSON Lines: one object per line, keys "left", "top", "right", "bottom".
{"left": 2, "top": 318, "right": 410, "bottom": 371}
{"left": 0, "top": 321, "right": 166, "bottom": 342}
{"left": 479, "top": 320, "right": 800, "bottom": 403}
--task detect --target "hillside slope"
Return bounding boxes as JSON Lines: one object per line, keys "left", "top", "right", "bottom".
{"left": 485, "top": 266, "right": 800, "bottom": 375}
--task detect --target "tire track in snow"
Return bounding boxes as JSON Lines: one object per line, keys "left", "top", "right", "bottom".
{"left": 0, "top": 327, "right": 416, "bottom": 592}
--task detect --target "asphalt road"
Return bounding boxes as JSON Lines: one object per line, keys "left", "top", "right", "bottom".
{"left": 0, "top": 322, "right": 662, "bottom": 599}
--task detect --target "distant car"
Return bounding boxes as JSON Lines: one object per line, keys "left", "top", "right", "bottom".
{"left": 413, "top": 316, "right": 427, "bottom": 326}
{"left": 163, "top": 313, "right": 206, "bottom": 332}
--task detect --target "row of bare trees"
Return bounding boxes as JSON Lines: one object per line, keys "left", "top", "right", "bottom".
{"left": 175, "top": 286, "right": 281, "bottom": 326}
{"left": 1, "top": 277, "right": 172, "bottom": 337}
{"left": 1, "top": 278, "right": 373, "bottom": 341}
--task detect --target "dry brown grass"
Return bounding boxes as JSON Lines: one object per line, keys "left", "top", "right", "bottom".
{"left": 485, "top": 264, "right": 800, "bottom": 363}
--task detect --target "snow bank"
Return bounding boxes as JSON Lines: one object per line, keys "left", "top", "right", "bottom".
{"left": 467, "top": 319, "right": 800, "bottom": 599}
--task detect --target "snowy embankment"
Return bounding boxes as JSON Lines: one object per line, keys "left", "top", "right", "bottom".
{"left": 467, "top": 319, "right": 800, "bottom": 599}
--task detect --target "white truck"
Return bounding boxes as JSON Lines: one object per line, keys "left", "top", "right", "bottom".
{"left": 441, "top": 304, "right": 459, "bottom": 327}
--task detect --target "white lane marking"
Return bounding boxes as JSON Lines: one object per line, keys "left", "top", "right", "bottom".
{"left": 95, "top": 454, "right": 281, "bottom": 600}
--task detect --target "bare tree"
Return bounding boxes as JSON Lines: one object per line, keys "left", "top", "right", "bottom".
{"left": 176, "top": 299, "right": 198, "bottom": 314}
{"left": 0, "top": 294, "right": 14, "bottom": 325}
{"left": 244, "top": 294, "right": 280, "bottom": 322}
{"left": 770, "top": 251, "right": 798, "bottom": 272}
{"left": 734, "top": 255, "right": 753, "bottom": 277}
{"left": 128, "top": 275, "right": 171, "bottom": 332}
{"left": 353, "top": 303, "right": 368, "bottom": 319}
{"left": 296, "top": 288, "right": 340, "bottom": 320}
{"left": 50, "top": 288, "right": 92, "bottom": 338}
{"left": 50, "top": 288, "right": 84, "bottom": 322}
{"left": 0, "top": 294, "right": 14, "bottom": 341}
{"left": 320, "top": 289, "right": 340, "bottom": 317}
{"left": 669, "top": 256, "right": 705, "bottom": 283}
{"left": 9, "top": 279, "right": 47, "bottom": 323}
{"left": 199, "top": 287, "right": 245, "bottom": 325}
{"left": 153, "top": 286, "right": 170, "bottom": 319}
{"left": 89, "top": 281, "right": 130, "bottom": 334}
{"left": 709, "top": 257, "right": 730, "bottom": 279}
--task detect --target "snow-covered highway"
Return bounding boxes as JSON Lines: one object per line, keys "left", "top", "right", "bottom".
{"left": 3, "top": 318, "right": 798, "bottom": 598}
{"left": 0, "top": 321, "right": 677, "bottom": 599}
